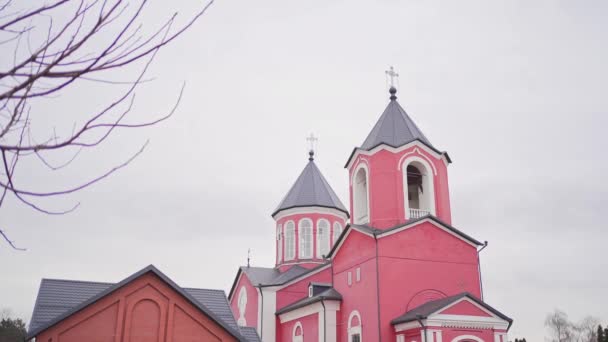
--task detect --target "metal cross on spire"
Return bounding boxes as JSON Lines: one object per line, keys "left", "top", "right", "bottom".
{"left": 385, "top": 66, "right": 399, "bottom": 88}
{"left": 306, "top": 133, "right": 318, "bottom": 161}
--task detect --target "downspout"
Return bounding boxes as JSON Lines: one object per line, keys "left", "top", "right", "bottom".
{"left": 257, "top": 284, "right": 264, "bottom": 340}
{"left": 477, "top": 241, "right": 488, "bottom": 301}
{"left": 321, "top": 299, "right": 327, "bottom": 342}
{"left": 373, "top": 231, "right": 382, "bottom": 342}
{"left": 416, "top": 315, "right": 427, "bottom": 342}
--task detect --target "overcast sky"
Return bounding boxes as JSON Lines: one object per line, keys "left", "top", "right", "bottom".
{"left": 1, "top": 1, "right": 607, "bottom": 341}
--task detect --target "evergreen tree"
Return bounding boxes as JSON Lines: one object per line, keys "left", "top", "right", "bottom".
{"left": 604, "top": 327, "right": 608, "bottom": 342}
{"left": 598, "top": 325, "right": 604, "bottom": 342}
{"left": 0, "top": 317, "right": 27, "bottom": 341}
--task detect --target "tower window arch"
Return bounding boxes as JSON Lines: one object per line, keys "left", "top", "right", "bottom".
{"left": 332, "top": 222, "right": 343, "bottom": 245}
{"left": 284, "top": 221, "right": 296, "bottom": 261}
{"left": 299, "top": 218, "right": 313, "bottom": 259}
{"left": 353, "top": 165, "right": 369, "bottom": 224}
{"left": 316, "top": 219, "right": 330, "bottom": 258}
{"left": 348, "top": 310, "right": 362, "bottom": 342}
{"left": 402, "top": 157, "right": 436, "bottom": 220}
{"left": 277, "top": 224, "right": 283, "bottom": 263}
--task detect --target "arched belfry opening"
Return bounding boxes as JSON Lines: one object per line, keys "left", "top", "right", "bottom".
{"left": 403, "top": 160, "right": 435, "bottom": 220}
{"left": 353, "top": 166, "right": 369, "bottom": 224}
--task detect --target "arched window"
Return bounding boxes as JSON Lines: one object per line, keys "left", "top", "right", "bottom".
{"left": 237, "top": 286, "right": 247, "bottom": 326}
{"left": 277, "top": 224, "right": 283, "bottom": 263}
{"left": 332, "top": 222, "right": 342, "bottom": 245}
{"left": 353, "top": 166, "right": 369, "bottom": 224}
{"left": 348, "top": 310, "right": 362, "bottom": 342}
{"left": 402, "top": 158, "right": 435, "bottom": 220}
{"left": 284, "top": 221, "right": 295, "bottom": 261}
{"left": 293, "top": 321, "right": 303, "bottom": 342}
{"left": 299, "top": 219, "right": 313, "bottom": 259}
{"left": 316, "top": 219, "right": 330, "bottom": 258}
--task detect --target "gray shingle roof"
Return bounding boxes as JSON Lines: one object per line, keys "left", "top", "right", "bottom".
{"left": 272, "top": 156, "right": 348, "bottom": 218}
{"left": 360, "top": 89, "right": 433, "bottom": 151}
{"left": 229, "top": 263, "right": 331, "bottom": 300}
{"left": 275, "top": 288, "right": 342, "bottom": 315}
{"left": 239, "top": 327, "right": 261, "bottom": 342}
{"left": 390, "top": 292, "right": 513, "bottom": 326}
{"left": 27, "top": 265, "right": 245, "bottom": 341}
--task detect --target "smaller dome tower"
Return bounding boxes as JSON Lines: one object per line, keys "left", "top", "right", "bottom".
{"left": 272, "top": 151, "right": 349, "bottom": 271}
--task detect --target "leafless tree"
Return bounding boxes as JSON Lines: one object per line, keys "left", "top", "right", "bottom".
{"left": 574, "top": 316, "right": 600, "bottom": 342}
{"left": 546, "top": 309, "right": 575, "bottom": 342}
{"left": 0, "top": 0, "right": 213, "bottom": 250}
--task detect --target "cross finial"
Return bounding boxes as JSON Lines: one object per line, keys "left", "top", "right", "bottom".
{"left": 247, "top": 248, "right": 251, "bottom": 268}
{"left": 385, "top": 66, "right": 399, "bottom": 88}
{"left": 306, "top": 133, "right": 318, "bottom": 161}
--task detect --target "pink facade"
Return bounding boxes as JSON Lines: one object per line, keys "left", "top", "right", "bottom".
{"left": 228, "top": 87, "right": 512, "bottom": 342}
{"left": 230, "top": 271, "right": 259, "bottom": 329}
{"left": 275, "top": 212, "right": 347, "bottom": 270}
{"left": 348, "top": 144, "right": 452, "bottom": 229}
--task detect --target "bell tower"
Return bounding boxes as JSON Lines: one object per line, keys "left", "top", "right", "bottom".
{"left": 345, "top": 74, "right": 453, "bottom": 229}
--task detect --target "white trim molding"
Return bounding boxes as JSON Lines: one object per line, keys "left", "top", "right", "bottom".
{"left": 274, "top": 206, "right": 349, "bottom": 222}
{"left": 401, "top": 154, "right": 437, "bottom": 219}
{"left": 348, "top": 310, "right": 362, "bottom": 342}
{"left": 450, "top": 335, "right": 483, "bottom": 342}
{"left": 346, "top": 140, "right": 449, "bottom": 170}
{"left": 292, "top": 321, "right": 303, "bottom": 342}
{"left": 494, "top": 332, "right": 508, "bottom": 342}
{"left": 352, "top": 163, "right": 371, "bottom": 225}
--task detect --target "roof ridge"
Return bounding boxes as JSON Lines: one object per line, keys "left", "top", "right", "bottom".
{"left": 41, "top": 278, "right": 114, "bottom": 285}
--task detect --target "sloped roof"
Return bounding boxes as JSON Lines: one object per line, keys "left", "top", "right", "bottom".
{"left": 27, "top": 265, "right": 244, "bottom": 341}
{"left": 229, "top": 263, "right": 331, "bottom": 300}
{"left": 275, "top": 288, "right": 342, "bottom": 315}
{"left": 390, "top": 292, "right": 512, "bottom": 326}
{"left": 239, "top": 326, "right": 261, "bottom": 342}
{"left": 272, "top": 154, "right": 349, "bottom": 218}
{"left": 360, "top": 87, "right": 433, "bottom": 151}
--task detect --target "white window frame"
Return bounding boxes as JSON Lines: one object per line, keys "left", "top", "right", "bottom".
{"left": 284, "top": 221, "right": 296, "bottom": 261}
{"left": 402, "top": 156, "right": 436, "bottom": 219}
{"left": 352, "top": 164, "right": 370, "bottom": 224}
{"left": 299, "top": 218, "right": 313, "bottom": 259}
{"left": 348, "top": 310, "right": 362, "bottom": 342}
{"left": 332, "top": 222, "right": 342, "bottom": 245}
{"left": 293, "top": 321, "right": 303, "bottom": 342}
{"left": 277, "top": 224, "right": 283, "bottom": 263}
{"left": 347, "top": 271, "right": 352, "bottom": 286}
{"left": 316, "top": 219, "right": 330, "bottom": 258}
{"left": 356, "top": 267, "right": 361, "bottom": 282}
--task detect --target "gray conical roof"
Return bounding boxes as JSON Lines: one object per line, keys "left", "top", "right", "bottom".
{"left": 360, "top": 88, "right": 434, "bottom": 150}
{"left": 272, "top": 155, "right": 349, "bottom": 218}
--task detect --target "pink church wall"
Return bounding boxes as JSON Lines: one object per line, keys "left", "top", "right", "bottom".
{"left": 348, "top": 143, "right": 452, "bottom": 229}
{"left": 277, "top": 313, "right": 318, "bottom": 342}
{"left": 376, "top": 222, "right": 481, "bottom": 341}
{"left": 332, "top": 230, "right": 379, "bottom": 342}
{"left": 229, "top": 272, "right": 259, "bottom": 329}
{"left": 439, "top": 300, "right": 492, "bottom": 317}
{"left": 276, "top": 267, "right": 332, "bottom": 310}
{"left": 276, "top": 211, "right": 346, "bottom": 269}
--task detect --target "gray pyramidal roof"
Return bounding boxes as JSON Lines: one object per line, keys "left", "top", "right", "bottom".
{"left": 272, "top": 154, "right": 348, "bottom": 217}
{"left": 360, "top": 87, "right": 434, "bottom": 151}
{"left": 27, "top": 265, "right": 257, "bottom": 342}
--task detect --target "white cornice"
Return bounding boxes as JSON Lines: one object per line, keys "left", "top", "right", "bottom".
{"left": 278, "top": 300, "right": 340, "bottom": 323}
{"left": 274, "top": 207, "right": 349, "bottom": 222}
{"left": 346, "top": 141, "right": 449, "bottom": 170}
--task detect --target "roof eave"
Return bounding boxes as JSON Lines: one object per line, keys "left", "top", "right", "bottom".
{"left": 271, "top": 204, "right": 350, "bottom": 219}
{"left": 344, "top": 139, "right": 451, "bottom": 169}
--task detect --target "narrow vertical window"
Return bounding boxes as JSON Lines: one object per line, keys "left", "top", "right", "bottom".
{"left": 332, "top": 222, "right": 342, "bottom": 245}
{"left": 277, "top": 224, "right": 283, "bottom": 263}
{"left": 317, "top": 219, "right": 330, "bottom": 258}
{"left": 354, "top": 166, "right": 369, "bottom": 224}
{"left": 356, "top": 267, "right": 361, "bottom": 282}
{"left": 348, "top": 311, "right": 362, "bottom": 342}
{"left": 347, "top": 271, "right": 352, "bottom": 286}
{"left": 285, "top": 221, "right": 295, "bottom": 261}
{"left": 299, "top": 219, "right": 313, "bottom": 259}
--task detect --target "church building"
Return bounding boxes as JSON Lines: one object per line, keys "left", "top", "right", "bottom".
{"left": 227, "top": 85, "right": 512, "bottom": 342}
{"left": 27, "top": 78, "right": 512, "bottom": 342}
